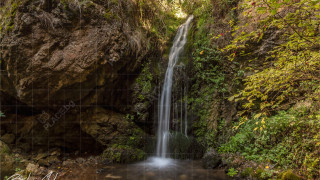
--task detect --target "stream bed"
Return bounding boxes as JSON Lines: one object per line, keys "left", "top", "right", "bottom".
{"left": 58, "top": 158, "right": 231, "bottom": 180}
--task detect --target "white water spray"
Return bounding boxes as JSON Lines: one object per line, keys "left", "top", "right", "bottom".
{"left": 156, "top": 15, "right": 193, "bottom": 158}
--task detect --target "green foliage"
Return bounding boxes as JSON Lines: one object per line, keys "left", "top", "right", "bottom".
{"left": 0, "top": 111, "right": 5, "bottom": 117}
{"left": 191, "top": 0, "right": 212, "bottom": 18}
{"left": 241, "top": 167, "right": 254, "bottom": 178}
{"left": 131, "top": 61, "right": 154, "bottom": 122}
{"left": 125, "top": 114, "right": 134, "bottom": 121}
{"left": 188, "top": 4, "right": 231, "bottom": 147}
{"left": 186, "top": 0, "right": 243, "bottom": 149}
{"left": 219, "top": 108, "right": 320, "bottom": 178}
{"left": 104, "top": 9, "right": 112, "bottom": 20}
{"left": 225, "top": 0, "right": 320, "bottom": 119}
{"left": 126, "top": 126, "right": 145, "bottom": 148}
{"left": 259, "top": 169, "right": 274, "bottom": 180}
{"left": 218, "top": 116, "right": 254, "bottom": 153}
{"left": 192, "top": 47, "right": 225, "bottom": 90}
{"left": 136, "top": 62, "right": 153, "bottom": 101}
{"left": 1, "top": 144, "right": 10, "bottom": 154}
{"left": 213, "top": 1, "right": 320, "bottom": 178}
{"left": 136, "top": 0, "right": 184, "bottom": 43}
{"left": 168, "top": 131, "right": 192, "bottom": 159}
{"left": 14, "top": 157, "right": 21, "bottom": 162}
{"left": 15, "top": 168, "right": 21, "bottom": 172}
{"left": 253, "top": 168, "right": 265, "bottom": 179}
{"left": 281, "top": 170, "right": 302, "bottom": 180}
{"left": 0, "top": 0, "right": 19, "bottom": 35}
{"left": 102, "top": 123, "right": 146, "bottom": 163}
{"left": 227, "top": 167, "right": 238, "bottom": 177}
{"left": 102, "top": 144, "right": 146, "bottom": 163}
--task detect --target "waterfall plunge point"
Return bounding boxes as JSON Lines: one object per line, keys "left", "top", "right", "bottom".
{"left": 148, "top": 15, "right": 193, "bottom": 168}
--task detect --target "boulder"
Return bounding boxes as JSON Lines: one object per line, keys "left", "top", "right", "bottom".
{"left": 79, "top": 107, "right": 145, "bottom": 147}
{"left": 0, "top": 141, "right": 15, "bottom": 177}
{"left": 75, "top": 157, "right": 85, "bottom": 164}
{"left": 202, "top": 148, "right": 222, "bottom": 169}
{"left": 0, "top": 133, "right": 15, "bottom": 144}
{"left": 26, "top": 163, "right": 47, "bottom": 176}
{"left": 1, "top": 113, "right": 102, "bottom": 153}
{"left": 0, "top": 140, "right": 10, "bottom": 154}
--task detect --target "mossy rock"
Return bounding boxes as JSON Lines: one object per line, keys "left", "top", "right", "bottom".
{"left": 0, "top": 140, "right": 11, "bottom": 154}
{"left": 168, "top": 132, "right": 192, "bottom": 159}
{"left": 253, "top": 168, "right": 264, "bottom": 180}
{"left": 241, "top": 167, "right": 254, "bottom": 178}
{"left": 1, "top": 133, "right": 16, "bottom": 144}
{"left": 0, "top": 141, "right": 15, "bottom": 178}
{"left": 280, "top": 170, "right": 301, "bottom": 180}
{"left": 202, "top": 148, "right": 222, "bottom": 169}
{"left": 101, "top": 144, "right": 146, "bottom": 164}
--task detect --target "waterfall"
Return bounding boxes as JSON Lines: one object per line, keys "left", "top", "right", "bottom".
{"left": 180, "top": 87, "right": 183, "bottom": 134}
{"left": 156, "top": 15, "right": 193, "bottom": 158}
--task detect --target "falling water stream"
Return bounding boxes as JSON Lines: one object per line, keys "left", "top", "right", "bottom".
{"left": 156, "top": 15, "right": 194, "bottom": 159}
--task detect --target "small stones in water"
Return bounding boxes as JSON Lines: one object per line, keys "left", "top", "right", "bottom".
{"left": 62, "top": 159, "right": 76, "bottom": 166}
{"left": 96, "top": 168, "right": 107, "bottom": 174}
{"left": 102, "top": 159, "right": 112, "bottom": 165}
{"left": 75, "top": 157, "right": 85, "bottom": 164}
{"left": 179, "top": 174, "right": 188, "bottom": 180}
{"left": 105, "top": 173, "right": 122, "bottom": 179}
{"left": 87, "top": 156, "right": 98, "bottom": 164}
{"left": 145, "top": 171, "right": 155, "bottom": 179}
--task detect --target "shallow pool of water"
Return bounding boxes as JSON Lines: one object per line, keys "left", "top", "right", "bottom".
{"left": 59, "top": 157, "right": 230, "bottom": 180}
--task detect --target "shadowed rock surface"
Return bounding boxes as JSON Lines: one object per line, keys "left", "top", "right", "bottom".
{"left": 0, "top": 0, "right": 149, "bottom": 111}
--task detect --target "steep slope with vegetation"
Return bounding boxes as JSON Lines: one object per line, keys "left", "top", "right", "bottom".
{"left": 187, "top": 0, "right": 320, "bottom": 179}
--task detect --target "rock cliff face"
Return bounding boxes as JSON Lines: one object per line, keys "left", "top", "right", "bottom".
{"left": 1, "top": 0, "right": 149, "bottom": 110}
{"left": 0, "top": 0, "right": 157, "bottom": 155}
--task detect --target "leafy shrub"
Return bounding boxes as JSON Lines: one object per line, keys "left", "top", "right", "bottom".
{"left": 227, "top": 167, "right": 238, "bottom": 177}
{"left": 219, "top": 108, "right": 320, "bottom": 178}
{"left": 241, "top": 167, "right": 254, "bottom": 178}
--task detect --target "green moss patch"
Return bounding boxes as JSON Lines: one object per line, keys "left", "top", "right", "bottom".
{"left": 102, "top": 144, "right": 146, "bottom": 163}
